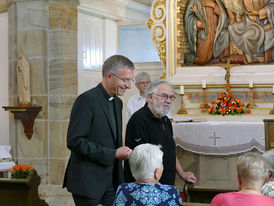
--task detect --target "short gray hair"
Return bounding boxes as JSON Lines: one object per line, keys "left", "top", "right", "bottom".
{"left": 263, "top": 149, "right": 274, "bottom": 177}
{"left": 135, "top": 72, "right": 150, "bottom": 83}
{"left": 129, "top": 143, "right": 163, "bottom": 180}
{"left": 102, "top": 55, "right": 135, "bottom": 77}
{"left": 145, "top": 80, "right": 173, "bottom": 102}
{"left": 237, "top": 152, "right": 270, "bottom": 188}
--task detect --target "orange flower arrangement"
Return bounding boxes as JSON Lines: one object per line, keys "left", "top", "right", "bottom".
{"left": 9, "top": 164, "right": 35, "bottom": 179}
{"left": 207, "top": 86, "right": 251, "bottom": 115}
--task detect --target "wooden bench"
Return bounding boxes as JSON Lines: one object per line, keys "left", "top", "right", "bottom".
{"left": 0, "top": 170, "right": 48, "bottom": 206}
{"left": 183, "top": 183, "right": 236, "bottom": 204}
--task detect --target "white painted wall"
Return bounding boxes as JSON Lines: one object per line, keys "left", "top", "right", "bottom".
{"left": 104, "top": 18, "right": 117, "bottom": 60}
{"left": 0, "top": 12, "right": 9, "bottom": 145}
{"left": 77, "top": 0, "right": 152, "bottom": 95}
{"left": 78, "top": 11, "right": 119, "bottom": 94}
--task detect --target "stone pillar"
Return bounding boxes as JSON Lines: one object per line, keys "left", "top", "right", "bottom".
{"left": 48, "top": 0, "right": 78, "bottom": 187}
{"left": 7, "top": 0, "right": 79, "bottom": 204}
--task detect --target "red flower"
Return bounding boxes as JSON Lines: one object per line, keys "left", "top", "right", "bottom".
{"left": 208, "top": 87, "right": 247, "bottom": 115}
{"left": 221, "top": 109, "right": 226, "bottom": 114}
{"left": 9, "top": 164, "right": 35, "bottom": 179}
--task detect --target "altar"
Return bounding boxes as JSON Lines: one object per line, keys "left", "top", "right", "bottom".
{"left": 173, "top": 121, "right": 265, "bottom": 155}
{"left": 173, "top": 121, "right": 265, "bottom": 191}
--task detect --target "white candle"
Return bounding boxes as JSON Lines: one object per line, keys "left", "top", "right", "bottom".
{"left": 272, "top": 85, "right": 274, "bottom": 93}
{"left": 249, "top": 80, "right": 253, "bottom": 88}
{"left": 180, "top": 86, "right": 184, "bottom": 94}
{"left": 202, "top": 80, "right": 206, "bottom": 88}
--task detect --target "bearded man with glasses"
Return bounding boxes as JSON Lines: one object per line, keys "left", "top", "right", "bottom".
{"left": 124, "top": 80, "right": 197, "bottom": 186}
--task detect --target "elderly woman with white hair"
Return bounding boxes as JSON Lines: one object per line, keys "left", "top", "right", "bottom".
{"left": 261, "top": 149, "right": 274, "bottom": 198}
{"left": 211, "top": 152, "right": 274, "bottom": 206}
{"left": 113, "top": 143, "right": 183, "bottom": 205}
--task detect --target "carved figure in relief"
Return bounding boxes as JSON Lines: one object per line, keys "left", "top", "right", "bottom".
{"left": 222, "top": 0, "right": 245, "bottom": 24}
{"left": 221, "top": 0, "right": 246, "bottom": 63}
{"left": 225, "top": 0, "right": 274, "bottom": 63}
{"left": 16, "top": 51, "right": 31, "bottom": 107}
{"left": 184, "top": 0, "right": 230, "bottom": 65}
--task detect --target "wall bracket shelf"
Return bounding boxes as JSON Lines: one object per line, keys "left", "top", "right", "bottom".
{"left": 2, "top": 106, "right": 42, "bottom": 139}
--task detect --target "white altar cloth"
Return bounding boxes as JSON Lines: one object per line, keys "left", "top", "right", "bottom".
{"left": 173, "top": 121, "right": 265, "bottom": 155}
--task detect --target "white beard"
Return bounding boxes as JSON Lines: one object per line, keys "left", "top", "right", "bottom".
{"left": 153, "top": 100, "right": 170, "bottom": 117}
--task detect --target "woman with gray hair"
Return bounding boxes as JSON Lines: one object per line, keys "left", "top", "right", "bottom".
{"left": 211, "top": 152, "right": 274, "bottom": 205}
{"left": 113, "top": 143, "right": 183, "bottom": 205}
{"left": 261, "top": 149, "right": 274, "bottom": 198}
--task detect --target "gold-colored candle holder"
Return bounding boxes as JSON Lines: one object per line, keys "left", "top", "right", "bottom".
{"left": 177, "top": 94, "right": 187, "bottom": 114}
{"left": 246, "top": 87, "right": 256, "bottom": 108}
{"left": 200, "top": 88, "right": 208, "bottom": 108}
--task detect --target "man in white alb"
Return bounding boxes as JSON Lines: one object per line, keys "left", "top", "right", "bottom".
{"left": 126, "top": 72, "right": 150, "bottom": 123}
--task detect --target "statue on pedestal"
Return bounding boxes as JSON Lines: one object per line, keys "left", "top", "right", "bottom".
{"left": 16, "top": 51, "right": 31, "bottom": 107}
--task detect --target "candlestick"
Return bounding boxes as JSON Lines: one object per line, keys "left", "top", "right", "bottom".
{"left": 246, "top": 87, "right": 256, "bottom": 108}
{"left": 270, "top": 93, "right": 274, "bottom": 114}
{"left": 180, "top": 86, "right": 184, "bottom": 94}
{"left": 249, "top": 80, "right": 253, "bottom": 88}
{"left": 177, "top": 94, "right": 187, "bottom": 114}
{"left": 202, "top": 80, "right": 206, "bottom": 88}
{"left": 200, "top": 88, "right": 208, "bottom": 108}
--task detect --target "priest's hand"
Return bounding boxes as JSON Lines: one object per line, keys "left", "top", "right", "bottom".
{"left": 115, "top": 146, "right": 132, "bottom": 160}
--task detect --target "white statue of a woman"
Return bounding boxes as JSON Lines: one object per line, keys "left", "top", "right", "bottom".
{"left": 16, "top": 51, "right": 31, "bottom": 107}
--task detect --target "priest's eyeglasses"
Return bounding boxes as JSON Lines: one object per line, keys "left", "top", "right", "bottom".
{"left": 152, "top": 93, "right": 176, "bottom": 101}
{"left": 110, "top": 72, "right": 135, "bottom": 85}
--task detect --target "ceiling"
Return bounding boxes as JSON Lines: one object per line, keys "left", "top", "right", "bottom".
{"left": 0, "top": 0, "right": 154, "bottom": 14}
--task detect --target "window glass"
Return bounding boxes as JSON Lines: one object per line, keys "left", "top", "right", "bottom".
{"left": 118, "top": 24, "right": 160, "bottom": 62}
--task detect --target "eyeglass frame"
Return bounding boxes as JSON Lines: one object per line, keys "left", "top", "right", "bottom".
{"left": 109, "top": 72, "right": 135, "bottom": 85}
{"left": 136, "top": 80, "right": 151, "bottom": 85}
{"left": 152, "top": 93, "right": 176, "bottom": 101}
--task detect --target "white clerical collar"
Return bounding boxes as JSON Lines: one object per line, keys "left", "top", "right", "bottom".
{"left": 108, "top": 96, "right": 114, "bottom": 101}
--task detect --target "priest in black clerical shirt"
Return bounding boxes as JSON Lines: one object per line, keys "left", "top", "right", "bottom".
{"left": 63, "top": 55, "right": 134, "bottom": 206}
